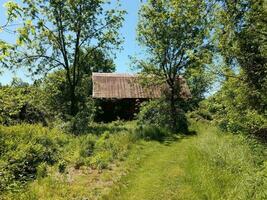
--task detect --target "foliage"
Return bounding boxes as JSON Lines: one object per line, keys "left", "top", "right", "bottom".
{"left": 0, "top": 1, "right": 21, "bottom": 63}
{"left": 184, "top": 63, "right": 215, "bottom": 111}
{"left": 214, "top": 0, "right": 267, "bottom": 113}
{"left": 37, "top": 47, "right": 115, "bottom": 132}
{"left": 202, "top": 72, "right": 267, "bottom": 138}
{"left": 36, "top": 163, "right": 48, "bottom": 179}
{"left": 1, "top": 121, "right": 266, "bottom": 199}
{"left": 0, "top": 124, "right": 68, "bottom": 193}
{"left": 138, "top": 100, "right": 188, "bottom": 134}
{"left": 41, "top": 48, "right": 115, "bottom": 118}
{"left": 0, "top": 82, "right": 47, "bottom": 125}
{"left": 190, "top": 0, "right": 267, "bottom": 138}
{"left": 4, "top": 0, "right": 125, "bottom": 116}
{"left": 0, "top": 121, "right": 137, "bottom": 198}
{"left": 137, "top": 0, "right": 214, "bottom": 130}
{"left": 56, "top": 98, "right": 96, "bottom": 134}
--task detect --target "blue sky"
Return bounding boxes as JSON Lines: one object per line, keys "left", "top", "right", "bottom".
{"left": 0, "top": 0, "right": 143, "bottom": 85}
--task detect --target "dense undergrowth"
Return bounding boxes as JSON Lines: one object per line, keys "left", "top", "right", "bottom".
{"left": 1, "top": 120, "right": 266, "bottom": 199}
{"left": 0, "top": 121, "right": 140, "bottom": 199}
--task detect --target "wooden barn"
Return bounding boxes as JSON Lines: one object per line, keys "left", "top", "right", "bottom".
{"left": 92, "top": 73, "right": 191, "bottom": 121}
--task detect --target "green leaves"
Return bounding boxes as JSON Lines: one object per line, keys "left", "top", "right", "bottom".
{"left": 213, "top": 0, "right": 267, "bottom": 113}
{"left": 2, "top": 0, "right": 125, "bottom": 116}
{"left": 137, "top": 0, "right": 214, "bottom": 117}
{"left": 138, "top": 0, "right": 212, "bottom": 78}
{"left": 3, "top": 1, "right": 21, "bottom": 20}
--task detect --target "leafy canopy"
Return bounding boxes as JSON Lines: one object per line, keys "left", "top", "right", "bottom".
{"left": 137, "top": 0, "right": 214, "bottom": 131}
{"left": 3, "top": 0, "right": 125, "bottom": 115}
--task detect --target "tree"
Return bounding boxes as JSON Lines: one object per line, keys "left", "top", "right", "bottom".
{"left": 42, "top": 48, "right": 115, "bottom": 118}
{"left": 214, "top": 0, "right": 267, "bottom": 113}
{"left": 5, "top": 0, "right": 125, "bottom": 116}
{"left": 202, "top": 0, "right": 267, "bottom": 136}
{"left": 184, "top": 60, "right": 214, "bottom": 111}
{"left": 137, "top": 0, "right": 213, "bottom": 131}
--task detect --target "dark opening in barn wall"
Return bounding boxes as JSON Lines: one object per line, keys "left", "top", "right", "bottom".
{"left": 95, "top": 98, "right": 147, "bottom": 122}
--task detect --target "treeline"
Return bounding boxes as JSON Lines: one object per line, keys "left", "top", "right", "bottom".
{"left": 191, "top": 0, "right": 267, "bottom": 140}
{"left": 0, "top": 0, "right": 266, "bottom": 136}
{"left": 0, "top": 0, "right": 266, "bottom": 198}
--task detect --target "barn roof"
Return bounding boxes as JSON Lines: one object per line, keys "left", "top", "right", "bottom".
{"left": 92, "top": 73, "right": 191, "bottom": 99}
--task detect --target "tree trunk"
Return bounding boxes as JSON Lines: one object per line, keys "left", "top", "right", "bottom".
{"left": 70, "top": 84, "right": 78, "bottom": 116}
{"left": 170, "top": 87, "right": 177, "bottom": 132}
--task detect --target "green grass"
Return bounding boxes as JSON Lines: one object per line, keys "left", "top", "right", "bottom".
{"left": 105, "top": 122, "right": 267, "bottom": 200}
{"left": 0, "top": 121, "right": 137, "bottom": 199}
{"left": 3, "top": 141, "right": 159, "bottom": 200}
{"left": 1, "top": 121, "right": 266, "bottom": 199}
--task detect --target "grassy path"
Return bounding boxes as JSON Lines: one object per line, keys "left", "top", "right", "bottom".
{"left": 104, "top": 124, "right": 266, "bottom": 200}
{"left": 105, "top": 139, "right": 189, "bottom": 200}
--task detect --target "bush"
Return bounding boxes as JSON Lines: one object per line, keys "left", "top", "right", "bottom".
{"left": 66, "top": 127, "right": 134, "bottom": 170}
{"left": 0, "top": 86, "right": 47, "bottom": 126}
{"left": 58, "top": 160, "right": 67, "bottom": 173}
{"left": 79, "top": 135, "right": 97, "bottom": 158}
{"left": 202, "top": 75, "right": 267, "bottom": 138}
{"left": 138, "top": 99, "right": 188, "bottom": 134}
{"left": 60, "top": 99, "right": 96, "bottom": 134}
{"left": 88, "top": 131, "right": 133, "bottom": 169}
{"left": 0, "top": 121, "right": 137, "bottom": 197}
{"left": 90, "top": 151, "right": 112, "bottom": 170}
{"left": 0, "top": 124, "right": 68, "bottom": 193}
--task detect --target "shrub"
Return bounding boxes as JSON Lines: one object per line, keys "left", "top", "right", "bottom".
{"left": 0, "top": 86, "right": 46, "bottom": 126}
{"left": 58, "top": 160, "right": 67, "bottom": 173}
{"left": 90, "top": 151, "right": 112, "bottom": 170}
{"left": 79, "top": 135, "right": 97, "bottom": 158}
{"left": 61, "top": 99, "right": 96, "bottom": 134}
{"left": 202, "top": 75, "right": 267, "bottom": 138}
{"left": 138, "top": 99, "right": 188, "bottom": 134}
{"left": 0, "top": 124, "right": 68, "bottom": 193}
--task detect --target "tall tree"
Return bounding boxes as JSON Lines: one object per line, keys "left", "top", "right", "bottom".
{"left": 137, "top": 0, "right": 213, "bottom": 130}
{"left": 215, "top": 0, "right": 267, "bottom": 113}
{"left": 4, "top": 0, "right": 125, "bottom": 116}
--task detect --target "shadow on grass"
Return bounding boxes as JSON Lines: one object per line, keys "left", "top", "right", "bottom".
{"left": 134, "top": 125, "right": 198, "bottom": 145}
{"left": 86, "top": 122, "right": 128, "bottom": 135}
{"left": 162, "top": 130, "right": 197, "bottom": 146}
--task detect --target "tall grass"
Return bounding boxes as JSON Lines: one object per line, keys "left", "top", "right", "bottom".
{"left": 1, "top": 121, "right": 266, "bottom": 199}
{"left": 177, "top": 122, "right": 267, "bottom": 200}
{"left": 106, "top": 121, "right": 267, "bottom": 200}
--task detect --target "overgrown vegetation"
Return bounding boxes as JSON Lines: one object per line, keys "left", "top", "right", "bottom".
{"left": 197, "top": 76, "right": 267, "bottom": 139}
{"left": 1, "top": 122, "right": 266, "bottom": 200}
{"left": 0, "top": 0, "right": 266, "bottom": 199}
{"left": 105, "top": 122, "right": 267, "bottom": 200}
{"left": 137, "top": 99, "right": 188, "bottom": 134}
{"left": 0, "top": 121, "right": 137, "bottom": 198}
